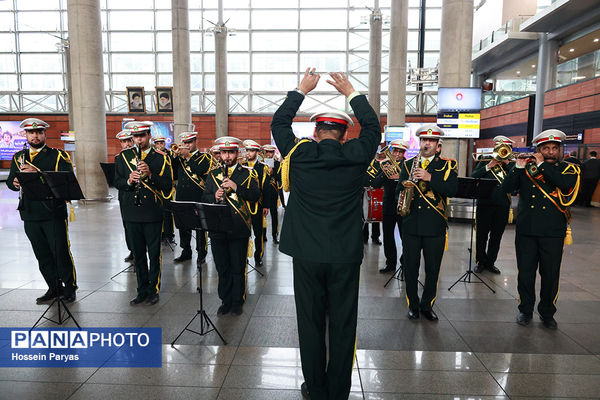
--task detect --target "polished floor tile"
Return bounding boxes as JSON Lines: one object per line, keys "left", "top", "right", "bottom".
{"left": 0, "top": 381, "right": 79, "bottom": 400}
{"left": 476, "top": 352, "right": 600, "bottom": 374}
{"left": 68, "top": 384, "right": 219, "bottom": 400}
{"left": 355, "top": 350, "right": 486, "bottom": 371}
{"left": 494, "top": 371, "right": 600, "bottom": 398}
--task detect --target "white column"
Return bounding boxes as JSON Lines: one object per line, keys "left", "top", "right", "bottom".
{"left": 172, "top": 0, "right": 192, "bottom": 142}
{"left": 387, "top": 0, "right": 409, "bottom": 126}
{"left": 215, "top": 0, "right": 228, "bottom": 137}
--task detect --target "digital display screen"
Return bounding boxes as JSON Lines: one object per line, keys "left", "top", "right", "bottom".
{"left": 122, "top": 120, "right": 175, "bottom": 148}
{"left": 437, "top": 112, "right": 481, "bottom": 138}
{"left": 437, "top": 87, "right": 482, "bottom": 111}
{"left": 0, "top": 121, "right": 27, "bottom": 161}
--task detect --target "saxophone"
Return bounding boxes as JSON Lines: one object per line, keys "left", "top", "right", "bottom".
{"left": 397, "top": 150, "right": 422, "bottom": 217}
{"left": 133, "top": 145, "right": 146, "bottom": 206}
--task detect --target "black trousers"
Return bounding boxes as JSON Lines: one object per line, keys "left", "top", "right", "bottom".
{"left": 382, "top": 214, "right": 403, "bottom": 269}
{"left": 125, "top": 221, "right": 163, "bottom": 297}
{"left": 178, "top": 228, "right": 208, "bottom": 260}
{"left": 515, "top": 234, "right": 564, "bottom": 319}
{"left": 251, "top": 211, "right": 264, "bottom": 263}
{"left": 162, "top": 210, "right": 174, "bottom": 239}
{"left": 293, "top": 259, "right": 360, "bottom": 400}
{"left": 24, "top": 218, "right": 77, "bottom": 295}
{"left": 402, "top": 233, "right": 445, "bottom": 312}
{"left": 122, "top": 220, "right": 133, "bottom": 252}
{"left": 475, "top": 205, "right": 509, "bottom": 268}
{"left": 266, "top": 202, "right": 279, "bottom": 240}
{"left": 362, "top": 222, "right": 380, "bottom": 241}
{"left": 210, "top": 236, "right": 248, "bottom": 307}
{"left": 580, "top": 178, "right": 598, "bottom": 206}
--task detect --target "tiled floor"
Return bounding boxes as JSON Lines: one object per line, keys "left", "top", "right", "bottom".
{"left": 1, "top": 187, "right": 599, "bottom": 399}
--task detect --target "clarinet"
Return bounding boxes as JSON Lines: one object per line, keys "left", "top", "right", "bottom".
{"left": 133, "top": 145, "right": 145, "bottom": 206}
{"left": 220, "top": 161, "right": 230, "bottom": 204}
{"left": 16, "top": 142, "right": 28, "bottom": 211}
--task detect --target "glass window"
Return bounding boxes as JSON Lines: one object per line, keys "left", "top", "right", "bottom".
{"left": 425, "top": 8, "right": 441, "bottom": 29}
{"left": 0, "top": 13, "right": 14, "bottom": 31}
{"left": 190, "top": 53, "right": 203, "bottom": 72}
{"left": 301, "top": 0, "right": 347, "bottom": 7}
{"left": 408, "top": 8, "right": 420, "bottom": 29}
{"left": 109, "top": 11, "right": 154, "bottom": 30}
{"left": 228, "top": 53, "right": 249, "bottom": 72}
{"left": 251, "top": 0, "right": 296, "bottom": 8}
{"left": 111, "top": 53, "right": 155, "bottom": 73}
{"left": 349, "top": 31, "right": 369, "bottom": 51}
{"left": 204, "top": 53, "right": 216, "bottom": 72}
{"left": 0, "top": 1, "right": 13, "bottom": 10}
{"left": 224, "top": 9, "right": 249, "bottom": 29}
{"left": 157, "top": 53, "right": 172, "bottom": 72}
{"left": 189, "top": 31, "right": 204, "bottom": 51}
{"left": 112, "top": 74, "right": 155, "bottom": 89}
{"left": 228, "top": 74, "right": 250, "bottom": 90}
{"left": 155, "top": 0, "right": 172, "bottom": 9}
{"left": 253, "top": 53, "right": 297, "bottom": 72}
{"left": 0, "top": 54, "right": 16, "bottom": 73}
{"left": 300, "top": 32, "right": 346, "bottom": 51}
{"left": 111, "top": 32, "right": 154, "bottom": 51}
{"left": 20, "top": 54, "right": 63, "bottom": 73}
{"left": 301, "top": 53, "right": 346, "bottom": 72}
{"left": 188, "top": 10, "right": 203, "bottom": 30}
{"left": 23, "top": 95, "right": 58, "bottom": 112}
{"left": 348, "top": 9, "right": 371, "bottom": 29}
{"left": 252, "top": 74, "right": 297, "bottom": 91}
{"left": 252, "top": 10, "right": 297, "bottom": 29}
{"left": 423, "top": 52, "right": 439, "bottom": 68}
{"left": 191, "top": 73, "right": 203, "bottom": 90}
{"left": 407, "top": 30, "right": 419, "bottom": 51}
{"left": 0, "top": 33, "right": 15, "bottom": 52}
{"left": 299, "top": 95, "right": 346, "bottom": 113}
{"left": 252, "top": 32, "right": 297, "bottom": 51}
{"left": 424, "top": 30, "right": 440, "bottom": 51}
{"left": 348, "top": 73, "right": 368, "bottom": 91}
{"left": 107, "top": 0, "right": 153, "bottom": 9}
{"left": 158, "top": 74, "right": 172, "bottom": 86}
{"left": 228, "top": 32, "right": 249, "bottom": 51}
{"left": 204, "top": 73, "right": 215, "bottom": 90}
{"left": 21, "top": 74, "right": 63, "bottom": 90}
{"left": 17, "top": 11, "right": 61, "bottom": 31}
{"left": 155, "top": 10, "right": 171, "bottom": 30}
{"left": 252, "top": 94, "right": 285, "bottom": 113}
{"left": 348, "top": 53, "right": 368, "bottom": 73}
{"left": 16, "top": 0, "right": 60, "bottom": 10}
{"left": 0, "top": 74, "right": 18, "bottom": 90}
{"left": 18, "top": 32, "right": 61, "bottom": 52}
{"left": 300, "top": 10, "right": 347, "bottom": 29}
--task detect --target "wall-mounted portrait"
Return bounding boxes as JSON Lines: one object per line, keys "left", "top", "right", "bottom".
{"left": 126, "top": 87, "right": 146, "bottom": 113}
{"left": 156, "top": 87, "right": 173, "bottom": 113}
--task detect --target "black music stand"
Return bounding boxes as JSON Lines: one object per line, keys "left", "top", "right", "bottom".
{"left": 17, "top": 171, "right": 85, "bottom": 328}
{"left": 169, "top": 201, "right": 231, "bottom": 346}
{"left": 99, "top": 162, "right": 116, "bottom": 187}
{"left": 448, "top": 177, "right": 497, "bottom": 293}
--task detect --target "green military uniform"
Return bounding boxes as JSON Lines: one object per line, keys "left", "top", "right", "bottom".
{"left": 114, "top": 147, "right": 173, "bottom": 300}
{"left": 271, "top": 89, "right": 380, "bottom": 400}
{"left": 396, "top": 154, "right": 458, "bottom": 314}
{"left": 362, "top": 160, "right": 381, "bottom": 243}
{"left": 245, "top": 159, "right": 272, "bottom": 266}
{"left": 172, "top": 150, "right": 213, "bottom": 262}
{"left": 502, "top": 159, "right": 579, "bottom": 320}
{"left": 7, "top": 146, "right": 77, "bottom": 297}
{"left": 371, "top": 158, "right": 405, "bottom": 270}
{"left": 201, "top": 163, "right": 260, "bottom": 309}
{"left": 471, "top": 160, "right": 514, "bottom": 272}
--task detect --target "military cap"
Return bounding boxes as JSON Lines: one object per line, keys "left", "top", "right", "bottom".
{"left": 243, "top": 139, "right": 261, "bottom": 150}
{"left": 20, "top": 118, "right": 50, "bottom": 131}
{"left": 124, "top": 121, "right": 153, "bottom": 134}
{"left": 116, "top": 129, "right": 132, "bottom": 140}
{"left": 179, "top": 131, "right": 198, "bottom": 142}
{"left": 215, "top": 136, "right": 242, "bottom": 150}
{"left": 210, "top": 145, "right": 221, "bottom": 153}
{"left": 532, "top": 129, "right": 566, "bottom": 146}
{"left": 152, "top": 134, "right": 167, "bottom": 143}
{"left": 493, "top": 135, "right": 515, "bottom": 145}
{"left": 415, "top": 124, "right": 444, "bottom": 138}
{"left": 310, "top": 110, "right": 354, "bottom": 127}
{"left": 389, "top": 139, "right": 409, "bottom": 151}
{"left": 262, "top": 144, "right": 277, "bottom": 152}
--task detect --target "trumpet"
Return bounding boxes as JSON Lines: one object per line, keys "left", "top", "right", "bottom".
{"left": 379, "top": 145, "right": 402, "bottom": 179}
{"left": 473, "top": 143, "right": 535, "bottom": 162}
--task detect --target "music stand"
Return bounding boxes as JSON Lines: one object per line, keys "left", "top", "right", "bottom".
{"left": 99, "top": 162, "right": 116, "bottom": 187}
{"left": 169, "top": 201, "right": 230, "bottom": 346}
{"left": 448, "top": 177, "right": 497, "bottom": 293}
{"left": 17, "top": 171, "right": 85, "bottom": 328}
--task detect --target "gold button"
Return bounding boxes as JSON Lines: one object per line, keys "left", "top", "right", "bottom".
{"left": 418, "top": 206, "right": 422, "bottom": 209}
{"left": 532, "top": 195, "right": 535, "bottom": 198}
{"left": 542, "top": 206, "right": 546, "bottom": 209}
{"left": 531, "top": 205, "right": 534, "bottom": 208}
{"left": 532, "top": 185, "right": 535, "bottom": 188}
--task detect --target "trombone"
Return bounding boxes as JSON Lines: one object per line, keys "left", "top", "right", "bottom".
{"left": 473, "top": 143, "right": 534, "bottom": 162}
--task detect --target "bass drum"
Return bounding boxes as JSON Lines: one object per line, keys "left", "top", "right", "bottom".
{"left": 363, "top": 188, "right": 384, "bottom": 222}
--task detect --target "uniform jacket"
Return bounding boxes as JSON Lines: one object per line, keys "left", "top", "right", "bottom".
{"left": 502, "top": 161, "right": 579, "bottom": 238}
{"left": 271, "top": 90, "right": 381, "bottom": 263}
{"left": 173, "top": 151, "right": 213, "bottom": 201}
{"left": 395, "top": 155, "right": 458, "bottom": 237}
{"left": 7, "top": 146, "right": 73, "bottom": 221}
{"left": 201, "top": 163, "right": 260, "bottom": 239}
{"left": 114, "top": 147, "right": 173, "bottom": 223}
{"left": 245, "top": 160, "right": 272, "bottom": 209}
{"left": 371, "top": 159, "right": 404, "bottom": 216}
{"left": 471, "top": 161, "right": 514, "bottom": 208}
{"left": 582, "top": 158, "right": 600, "bottom": 180}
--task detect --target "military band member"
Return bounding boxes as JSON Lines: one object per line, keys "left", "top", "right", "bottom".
{"left": 201, "top": 137, "right": 260, "bottom": 316}
{"left": 7, "top": 118, "right": 78, "bottom": 304}
{"left": 502, "top": 129, "right": 580, "bottom": 329}
{"left": 271, "top": 69, "right": 380, "bottom": 400}
{"left": 363, "top": 159, "right": 382, "bottom": 245}
{"left": 396, "top": 124, "right": 458, "bottom": 321}
{"left": 372, "top": 139, "right": 408, "bottom": 273}
{"left": 243, "top": 139, "right": 272, "bottom": 268}
{"left": 153, "top": 134, "right": 176, "bottom": 245}
{"left": 172, "top": 132, "right": 213, "bottom": 266}
{"left": 210, "top": 145, "right": 221, "bottom": 164}
{"left": 263, "top": 144, "right": 282, "bottom": 243}
{"left": 115, "top": 121, "right": 173, "bottom": 306}
{"left": 472, "top": 135, "right": 515, "bottom": 274}
{"left": 116, "top": 129, "right": 135, "bottom": 263}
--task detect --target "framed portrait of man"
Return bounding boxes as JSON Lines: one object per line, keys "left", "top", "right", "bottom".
{"left": 127, "top": 87, "right": 146, "bottom": 113}
{"left": 156, "top": 87, "right": 173, "bottom": 113}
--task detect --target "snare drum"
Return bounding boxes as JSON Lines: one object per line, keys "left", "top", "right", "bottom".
{"left": 363, "top": 188, "right": 384, "bottom": 222}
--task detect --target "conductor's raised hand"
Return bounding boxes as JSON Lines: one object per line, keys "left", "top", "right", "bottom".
{"left": 297, "top": 67, "right": 320, "bottom": 95}
{"left": 326, "top": 72, "right": 355, "bottom": 98}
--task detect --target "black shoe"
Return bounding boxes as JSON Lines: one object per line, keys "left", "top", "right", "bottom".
{"left": 146, "top": 293, "right": 160, "bottom": 305}
{"left": 60, "top": 292, "right": 76, "bottom": 303}
{"left": 273, "top": 238, "right": 279, "bottom": 244}
{"left": 421, "top": 309, "right": 438, "bottom": 321}
{"left": 474, "top": 264, "right": 485, "bottom": 273}
{"left": 408, "top": 309, "right": 420, "bottom": 320}
{"left": 217, "top": 304, "right": 231, "bottom": 315}
{"left": 174, "top": 251, "right": 192, "bottom": 262}
{"left": 541, "top": 316, "right": 558, "bottom": 330}
{"left": 36, "top": 290, "right": 59, "bottom": 304}
{"left": 516, "top": 312, "right": 532, "bottom": 326}
{"left": 124, "top": 252, "right": 134, "bottom": 262}
{"left": 130, "top": 295, "right": 146, "bottom": 305}
{"left": 255, "top": 260, "right": 264, "bottom": 268}
{"left": 197, "top": 257, "right": 206, "bottom": 267}
{"left": 373, "top": 238, "right": 382, "bottom": 245}
{"left": 379, "top": 266, "right": 395, "bottom": 273}
{"left": 487, "top": 265, "right": 501, "bottom": 274}
{"left": 301, "top": 382, "right": 311, "bottom": 400}
{"left": 231, "top": 305, "right": 243, "bottom": 316}
{"left": 263, "top": 236, "right": 268, "bottom": 243}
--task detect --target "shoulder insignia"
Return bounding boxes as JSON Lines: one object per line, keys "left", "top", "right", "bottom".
{"left": 155, "top": 149, "right": 166, "bottom": 156}
{"left": 561, "top": 163, "right": 580, "bottom": 175}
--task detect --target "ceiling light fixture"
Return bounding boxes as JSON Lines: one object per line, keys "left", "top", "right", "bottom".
{"left": 569, "top": 48, "right": 575, "bottom": 52}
